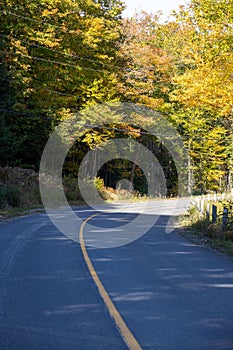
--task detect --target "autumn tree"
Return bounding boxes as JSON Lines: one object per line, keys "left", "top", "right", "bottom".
{"left": 164, "top": 0, "right": 233, "bottom": 192}
{"left": 118, "top": 11, "right": 175, "bottom": 110}
{"left": 0, "top": 0, "right": 125, "bottom": 167}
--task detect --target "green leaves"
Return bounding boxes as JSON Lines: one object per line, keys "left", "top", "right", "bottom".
{"left": 0, "top": 0, "right": 124, "bottom": 168}
{"left": 0, "top": 0, "right": 232, "bottom": 193}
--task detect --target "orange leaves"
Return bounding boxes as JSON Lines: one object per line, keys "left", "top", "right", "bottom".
{"left": 119, "top": 13, "right": 174, "bottom": 108}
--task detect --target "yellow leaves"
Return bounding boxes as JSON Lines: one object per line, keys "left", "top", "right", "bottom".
{"left": 11, "top": 39, "right": 28, "bottom": 55}
{"left": 139, "top": 96, "right": 165, "bottom": 110}
{"left": 31, "top": 30, "right": 61, "bottom": 48}
{"left": 56, "top": 108, "right": 72, "bottom": 121}
{"left": 171, "top": 57, "right": 233, "bottom": 116}
{"left": 83, "top": 18, "right": 105, "bottom": 48}
{"left": 42, "top": 8, "right": 58, "bottom": 17}
{"left": 170, "top": 0, "right": 233, "bottom": 120}
{"left": 82, "top": 128, "right": 113, "bottom": 149}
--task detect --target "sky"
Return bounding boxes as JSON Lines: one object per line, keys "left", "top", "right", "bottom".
{"left": 122, "top": 0, "right": 188, "bottom": 20}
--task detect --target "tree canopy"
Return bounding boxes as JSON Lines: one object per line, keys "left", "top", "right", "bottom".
{"left": 0, "top": 0, "right": 232, "bottom": 194}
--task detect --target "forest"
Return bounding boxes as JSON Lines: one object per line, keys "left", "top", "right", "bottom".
{"left": 0, "top": 0, "right": 233, "bottom": 200}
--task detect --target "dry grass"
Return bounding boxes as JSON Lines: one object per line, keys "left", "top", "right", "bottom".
{"left": 180, "top": 204, "right": 233, "bottom": 256}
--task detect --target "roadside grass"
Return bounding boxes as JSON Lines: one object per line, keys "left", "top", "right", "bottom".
{"left": 209, "top": 239, "right": 233, "bottom": 256}
{"left": 0, "top": 182, "right": 43, "bottom": 220}
{"left": 0, "top": 206, "right": 44, "bottom": 220}
{"left": 180, "top": 206, "right": 233, "bottom": 257}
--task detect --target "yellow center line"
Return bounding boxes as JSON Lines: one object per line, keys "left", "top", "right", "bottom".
{"left": 79, "top": 214, "right": 143, "bottom": 350}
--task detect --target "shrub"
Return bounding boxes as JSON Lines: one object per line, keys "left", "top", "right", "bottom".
{"left": 0, "top": 167, "right": 40, "bottom": 210}
{"left": 63, "top": 177, "right": 81, "bottom": 202}
{"left": 0, "top": 184, "right": 20, "bottom": 208}
{"left": 93, "top": 177, "right": 105, "bottom": 192}
{"left": 5, "top": 184, "right": 20, "bottom": 207}
{"left": 0, "top": 185, "right": 5, "bottom": 208}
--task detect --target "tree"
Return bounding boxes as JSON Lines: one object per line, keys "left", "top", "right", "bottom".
{"left": 118, "top": 11, "right": 175, "bottom": 110}
{"left": 164, "top": 0, "right": 233, "bottom": 192}
{"left": 0, "top": 0, "right": 125, "bottom": 167}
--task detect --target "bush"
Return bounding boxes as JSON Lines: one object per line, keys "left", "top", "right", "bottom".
{"left": 63, "top": 177, "right": 81, "bottom": 202}
{"left": 5, "top": 184, "right": 20, "bottom": 207}
{"left": 0, "top": 185, "right": 5, "bottom": 208}
{"left": 0, "top": 184, "right": 20, "bottom": 208}
{"left": 93, "top": 177, "right": 105, "bottom": 192}
{"left": 0, "top": 167, "right": 40, "bottom": 210}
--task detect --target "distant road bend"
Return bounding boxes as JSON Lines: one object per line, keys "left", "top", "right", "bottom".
{"left": 0, "top": 198, "right": 233, "bottom": 350}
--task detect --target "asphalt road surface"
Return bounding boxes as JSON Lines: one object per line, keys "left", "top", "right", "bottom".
{"left": 0, "top": 199, "right": 233, "bottom": 350}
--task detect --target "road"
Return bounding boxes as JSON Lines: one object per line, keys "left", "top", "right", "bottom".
{"left": 0, "top": 199, "right": 233, "bottom": 349}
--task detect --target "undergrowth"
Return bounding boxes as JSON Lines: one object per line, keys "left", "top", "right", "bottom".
{"left": 181, "top": 203, "right": 233, "bottom": 256}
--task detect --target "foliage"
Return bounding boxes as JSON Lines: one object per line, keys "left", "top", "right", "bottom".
{"left": 181, "top": 197, "right": 233, "bottom": 256}
{"left": 0, "top": 0, "right": 124, "bottom": 168}
{"left": 62, "top": 176, "right": 81, "bottom": 202}
{"left": 119, "top": 12, "right": 174, "bottom": 109}
{"left": 0, "top": 167, "right": 41, "bottom": 209}
{"left": 160, "top": 0, "right": 233, "bottom": 193}
{"left": 0, "top": 0, "right": 232, "bottom": 196}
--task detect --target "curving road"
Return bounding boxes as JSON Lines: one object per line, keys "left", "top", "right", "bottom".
{"left": 0, "top": 199, "right": 233, "bottom": 349}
